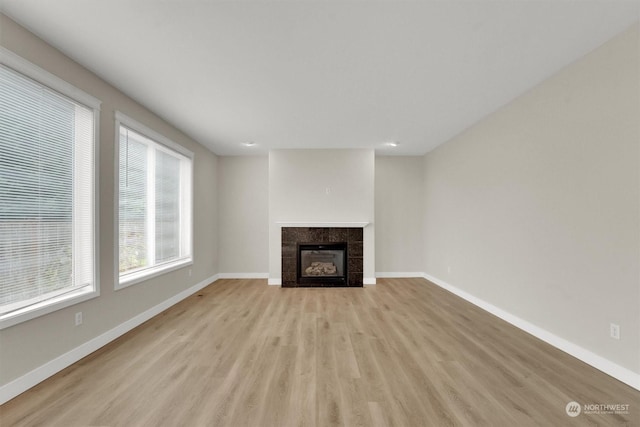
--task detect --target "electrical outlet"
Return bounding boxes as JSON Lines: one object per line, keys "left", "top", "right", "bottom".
{"left": 188, "top": 269, "right": 192, "bottom": 277}
{"left": 447, "top": 266, "right": 451, "bottom": 274}
{"left": 75, "top": 312, "right": 83, "bottom": 326}
{"left": 610, "top": 323, "right": 620, "bottom": 340}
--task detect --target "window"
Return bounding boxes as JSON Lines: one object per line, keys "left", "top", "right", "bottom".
{"left": 0, "top": 48, "right": 100, "bottom": 329}
{"left": 116, "top": 112, "right": 193, "bottom": 288}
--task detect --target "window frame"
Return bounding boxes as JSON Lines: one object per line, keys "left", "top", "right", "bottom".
{"left": 114, "top": 111, "right": 193, "bottom": 290}
{"left": 0, "top": 47, "right": 101, "bottom": 330}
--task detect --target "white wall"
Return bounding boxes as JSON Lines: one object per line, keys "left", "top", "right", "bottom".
{"left": 375, "top": 156, "right": 424, "bottom": 274}
{"left": 423, "top": 24, "right": 639, "bottom": 374}
{"left": 219, "top": 155, "right": 425, "bottom": 278}
{"left": 268, "top": 149, "right": 375, "bottom": 283}
{"left": 0, "top": 15, "right": 219, "bottom": 389}
{"left": 218, "top": 156, "right": 269, "bottom": 275}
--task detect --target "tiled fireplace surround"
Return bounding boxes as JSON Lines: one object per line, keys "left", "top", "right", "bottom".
{"left": 281, "top": 227, "right": 363, "bottom": 287}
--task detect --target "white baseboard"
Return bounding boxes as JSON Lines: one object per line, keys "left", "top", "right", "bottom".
{"left": 0, "top": 273, "right": 219, "bottom": 405}
{"left": 376, "top": 272, "right": 424, "bottom": 278}
{"left": 423, "top": 273, "right": 640, "bottom": 391}
{"left": 363, "top": 277, "right": 377, "bottom": 286}
{"left": 217, "top": 273, "right": 269, "bottom": 279}
{"left": 268, "top": 278, "right": 282, "bottom": 286}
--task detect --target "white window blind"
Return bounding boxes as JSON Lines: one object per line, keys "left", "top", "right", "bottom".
{"left": 117, "top": 118, "right": 192, "bottom": 287}
{"left": 0, "top": 61, "right": 97, "bottom": 324}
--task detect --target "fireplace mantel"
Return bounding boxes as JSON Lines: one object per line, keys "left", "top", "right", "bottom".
{"left": 275, "top": 221, "right": 369, "bottom": 228}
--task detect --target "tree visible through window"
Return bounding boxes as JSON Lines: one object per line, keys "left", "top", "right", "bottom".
{"left": 117, "top": 118, "right": 192, "bottom": 287}
{"left": 0, "top": 61, "right": 97, "bottom": 322}
{"left": 119, "top": 130, "right": 148, "bottom": 272}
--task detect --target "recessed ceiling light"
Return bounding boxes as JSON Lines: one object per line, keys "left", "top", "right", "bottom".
{"left": 242, "top": 141, "right": 256, "bottom": 147}
{"left": 385, "top": 141, "right": 399, "bottom": 147}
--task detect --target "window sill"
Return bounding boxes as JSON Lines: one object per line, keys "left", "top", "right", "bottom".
{"left": 116, "top": 258, "right": 193, "bottom": 290}
{"left": 0, "top": 286, "right": 99, "bottom": 330}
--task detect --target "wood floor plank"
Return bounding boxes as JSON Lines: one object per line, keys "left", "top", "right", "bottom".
{"left": 1, "top": 278, "right": 638, "bottom": 426}
{"left": 285, "top": 312, "right": 317, "bottom": 427}
{"left": 368, "top": 401, "right": 390, "bottom": 427}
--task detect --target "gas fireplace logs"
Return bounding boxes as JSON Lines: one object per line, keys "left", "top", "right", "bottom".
{"left": 305, "top": 262, "right": 337, "bottom": 276}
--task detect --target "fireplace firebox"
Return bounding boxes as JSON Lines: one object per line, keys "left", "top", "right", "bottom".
{"left": 297, "top": 242, "right": 347, "bottom": 286}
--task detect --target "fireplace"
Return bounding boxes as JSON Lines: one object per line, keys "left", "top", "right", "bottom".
{"left": 281, "top": 227, "right": 363, "bottom": 287}
{"left": 297, "top": 242, "right": 347, "bottom": 285}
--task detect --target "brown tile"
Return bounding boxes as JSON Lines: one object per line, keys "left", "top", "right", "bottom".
{"left": 282, "top": 227, "right": 296, "bottom": 243}
{"left": 327, "top": 228, "right": 348, "bottom": 242}
{"left": 348, "top": 272, "right": 363, "bottom": 287}
{"left": 348, "top": 257, "right": 363, "bottom": 273}
{"left": 283, "top": 272, "right": 296, "bottom": 284}
{"left": 348, "top": 228, "right": 363, "bottom": 242}
{"left": 308, "top": 228, "right": 327, "bottom": 242}
{"left": 293, "top": 228, "right": 310, "bottom": 242}
{"left": 349, "top": 242, "right": 363, "bottom": 257}
{"left": 282, "top": 243, "right": 296, "bottom": 258}
{"left": 282, "top": 257, "right": 296, "bottom": 273}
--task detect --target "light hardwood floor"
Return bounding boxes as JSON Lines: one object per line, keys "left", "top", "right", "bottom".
{"left": 1, "top": 278, "right": 638, "bottom": 426}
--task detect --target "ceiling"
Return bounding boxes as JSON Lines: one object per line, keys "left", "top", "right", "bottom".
{"left": 1, "top": 1, "right": 638, "bottom": 156}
